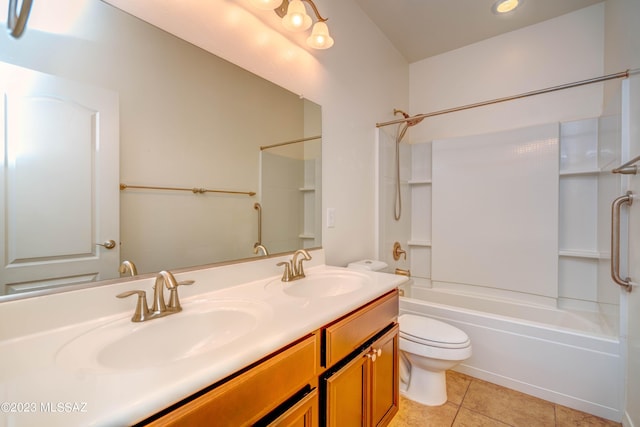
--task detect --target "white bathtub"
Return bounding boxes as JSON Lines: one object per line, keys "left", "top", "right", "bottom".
{"left": 399, "top": 280, "right": 623, "bottom": 422}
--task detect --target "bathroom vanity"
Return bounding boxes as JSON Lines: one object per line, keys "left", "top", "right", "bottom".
{"left": 0, "top": 250, "right": 405, "bottom": 426}
{"left": 141, "top": 289, "right": 399, "bottom": 426}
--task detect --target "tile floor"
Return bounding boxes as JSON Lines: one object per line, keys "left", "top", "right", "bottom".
{"left": 388, "top": 371, "right": 621, "bottom": 427}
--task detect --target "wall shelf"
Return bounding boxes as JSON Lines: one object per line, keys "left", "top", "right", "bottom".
{"left": 559, "top": 168, "right": 601, "bottom": 176}
{"left": 559, "top": 250, "right": 607, "bottom": 259}
{"left": 408, "top": 240, "right": 431, "bottom": 247}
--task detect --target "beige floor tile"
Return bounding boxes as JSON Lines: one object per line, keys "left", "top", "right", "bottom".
{"left": 446, "top": 371, "right": 472, "bottom": 405}
{"left": 388, "top": 395, "right": 459, "bottom": 427}
{"left": 555, "top": 405, "right": 622, "bottom": 427}
{"left": 452, "top": 407, "right": 511, "bottom": 427}
{"left": 388, "top": 372, "right": 620, "bottom": 427}
{"left": 461, "top": 379, "right": 555, "bottom": 427}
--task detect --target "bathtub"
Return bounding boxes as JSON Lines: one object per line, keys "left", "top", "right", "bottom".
{"left": 399, "top": 279, "right": 623, "bottom": 422}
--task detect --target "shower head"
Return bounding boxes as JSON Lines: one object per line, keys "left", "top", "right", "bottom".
{"left": 394, "top": 108, "right": 409, "bottom": 118}
{"left": 393, "top": 108, "right": 425, "bottom": 144}
{"left": 394, "top": 108, "right": 425, "bottom": 127}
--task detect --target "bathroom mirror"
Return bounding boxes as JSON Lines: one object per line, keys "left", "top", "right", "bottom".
{"left": 0, "top": 0, "right": 322, "bottom": 298}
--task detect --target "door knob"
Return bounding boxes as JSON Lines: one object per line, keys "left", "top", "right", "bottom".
{"left": 96, "top": 240, "right": 117, "bottom": 249}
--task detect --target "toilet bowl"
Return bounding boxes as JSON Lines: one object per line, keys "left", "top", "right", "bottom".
{"left": 399, "top": 313, "right": 472, "bottom": 406}
{"left": 346, "top": 260, "right": 472, "bottom": 406}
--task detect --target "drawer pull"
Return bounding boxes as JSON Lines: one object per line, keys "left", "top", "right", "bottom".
{"left": 366, "top": 348, "right": 382, "bottom": 362}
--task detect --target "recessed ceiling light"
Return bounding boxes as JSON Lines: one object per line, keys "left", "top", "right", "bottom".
{"left": 492, "top": 0, "right": 522, "bottom": 14}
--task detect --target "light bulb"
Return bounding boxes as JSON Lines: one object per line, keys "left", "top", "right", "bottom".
{"left": 250, "top": 0, "right": 282, "bottom": 10}
{"left": 282, "top": 0, "right": 311, "bottom": 32}
{"left": 492, "top": 0, "right": 522, "bottom": 14}
{"left": 306, "top": 21, "right": 334, "bottom": 49}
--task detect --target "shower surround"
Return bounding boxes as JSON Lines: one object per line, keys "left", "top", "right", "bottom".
{"left": 376, "top": 112, "right": 624, "bottom": 421}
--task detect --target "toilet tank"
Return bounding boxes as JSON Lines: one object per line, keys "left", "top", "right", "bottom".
{"left": 347, "top": 259, "right": 388, "bottom": 272}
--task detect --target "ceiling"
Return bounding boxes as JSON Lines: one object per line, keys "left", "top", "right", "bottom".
{"left": 353, "top": 0, "right": 604, "bottom": 63}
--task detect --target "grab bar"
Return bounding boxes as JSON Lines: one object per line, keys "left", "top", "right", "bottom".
{"left": 611, "top": 192, "right": 633, "bottom": 292}
{"left": 7, "top": 0, "right": 33, "bottom": 38}
{"left": 120, "top": 183, "right": 256, "bottom": 196}
{"left": 254, "top": 202, "right": 262, "bottom": 247}
{"left": 612, "top": 154, "right": 640, "bottom": 175}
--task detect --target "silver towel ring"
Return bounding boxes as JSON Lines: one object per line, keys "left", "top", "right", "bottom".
{"left": 7, "top": 0, "right": 33, "bottom": 38}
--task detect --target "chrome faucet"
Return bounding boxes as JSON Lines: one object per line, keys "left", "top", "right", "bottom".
{"left": 278, "top": 249, "right": 312, "bottom": 282}
{"left": 117, "top": 270, "right": 194, "bottom": 322}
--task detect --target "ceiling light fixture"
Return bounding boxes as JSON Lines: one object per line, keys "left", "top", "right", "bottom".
{"left": 250, "top": 0, "right": 334, "bottom": 50}
{"left": 492, "top": 0, "right": 522, "bottom": 14}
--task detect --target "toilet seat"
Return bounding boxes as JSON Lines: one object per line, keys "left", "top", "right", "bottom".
{"left": 399, "top": 314, "right": 470, "bottom": 349}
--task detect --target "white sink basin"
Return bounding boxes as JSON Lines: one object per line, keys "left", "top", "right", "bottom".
{"left": 56, "top": 299, "right": 272, "bottom": 372}
{"left": 265, "top": 270, "right": 367, "bottom": 298}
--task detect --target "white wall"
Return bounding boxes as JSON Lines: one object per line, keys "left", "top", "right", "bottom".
{"left": 408, "top": 3, "right": 606, "bottom": 143}
{"left": 604, "top": 0, "right": 640, "bottom": 92}
{"left": 400, "top": 4, "right": 609, "bottom": 302}
{"left": 604, "top": 1, "right": 640, "bottom": 426}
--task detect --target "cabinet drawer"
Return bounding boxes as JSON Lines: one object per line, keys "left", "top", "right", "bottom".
{"left": 324, "top": 290, "right": 398, "bottom": 368}
{"left": 262, "top": 388, "right": 318, "bottom": 427}
{"left": 147, "top": 334, "right": 317, "bottom": 427}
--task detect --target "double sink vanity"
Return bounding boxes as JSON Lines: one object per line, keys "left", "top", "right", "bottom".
{"left": 0, "top": 249, "right": 406, "bottom": 426}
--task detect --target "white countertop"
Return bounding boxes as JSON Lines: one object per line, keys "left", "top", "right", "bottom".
{"left": 0, "top": 252, "right": 405, "bottom": 426}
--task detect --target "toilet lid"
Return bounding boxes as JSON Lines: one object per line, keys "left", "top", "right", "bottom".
{"left": 399, "top": 314, "right": 470, "bottom": 349}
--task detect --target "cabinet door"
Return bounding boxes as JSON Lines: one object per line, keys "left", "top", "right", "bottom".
{"left": 370, "top": 325, "right": 399, "bottom": 427}
{"left": 325, "top": 351, "right": 370, "bottom": 427}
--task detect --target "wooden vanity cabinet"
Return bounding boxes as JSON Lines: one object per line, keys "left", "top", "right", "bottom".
{"left": 321, "top": 290, "right": 400, "bottom": 427}
{"left": 141, "top": 289, "right": 399, "bottom": 427}
{"left": 144, "top": 334, "right": 318, "bottom": 427}
{"left": 323, "top": 290, "right": 399, "bottom": 369}
{"left": 323, "top": 325, "right": 399, "bottom": 427}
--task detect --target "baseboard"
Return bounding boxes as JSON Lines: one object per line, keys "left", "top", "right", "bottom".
{"left": 623, "top": 411, "right": 636, "bottom": 427}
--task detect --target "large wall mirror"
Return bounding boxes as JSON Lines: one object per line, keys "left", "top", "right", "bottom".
{"left": 0, "top": 0, "right": 322, "bottom": 300}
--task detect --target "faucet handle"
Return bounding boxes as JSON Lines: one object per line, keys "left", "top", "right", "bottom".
{"left": 393, "top": 242, "right": 407, "bottom": 261}
{"left": 167, "top": 280, "right": 195, "bottom": 312}
{"left": 117, "top": 290, "right": 151, "bottom": 322}
{"left": 277, "top": 261, "right": 293, "bottom": 282}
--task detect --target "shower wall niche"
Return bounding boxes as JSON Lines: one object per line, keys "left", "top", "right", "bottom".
{"left": 378, "top": 116, "right": 621, "bottom": 316}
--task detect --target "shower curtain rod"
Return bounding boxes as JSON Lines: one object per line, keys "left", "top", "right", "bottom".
{"left": 376, "top": 69, "right": 639, "bottom": 128}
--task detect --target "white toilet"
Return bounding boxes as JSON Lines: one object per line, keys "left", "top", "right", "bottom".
{"left": 398, "top": 313, "right": 472, "bottom": 406}
{"left": 347, "top": 259, "right": 472, "bottom": 406}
